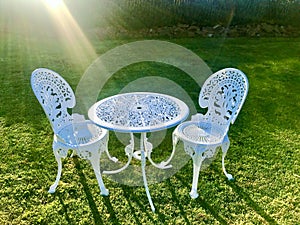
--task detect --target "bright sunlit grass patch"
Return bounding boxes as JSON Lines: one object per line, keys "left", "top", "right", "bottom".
{"left": 0, "top": 34, "right": 299, "bottom": 224}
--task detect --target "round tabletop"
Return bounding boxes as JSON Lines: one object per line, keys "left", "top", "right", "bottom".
{"left": 88, "top": 92, "right": 189, "bottom": 133}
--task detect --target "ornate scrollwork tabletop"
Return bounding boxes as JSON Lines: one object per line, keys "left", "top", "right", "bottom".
{"left": 88, "top": 92, "right": 189, "bottom": 133}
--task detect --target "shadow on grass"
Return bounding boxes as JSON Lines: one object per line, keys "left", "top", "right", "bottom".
{"left": 177, "top": 163, "right": 278, "bottom": 225}
{"left": 193, "top": 196, "right": 228, "bottom": 225}
{"left": 102, "top": 196, "right": 121, "bottom": 225}
{"left": 121, "top": 186, "right": 168, "bottom": 224}
{"left": 73, "top": 157, "right": 104, "bottom": 225}
{"left": 53, "top": 157, "right": 121, "bottom": 224}
{"left": 121, "top": 186, "right": 144, "bottom": 225}
{"left": 165, "top": 179, "right": 191, "bottom": 225}
{"left": 175, "top": 174, "right": 228, "bottom": 225}
{"left": 225, "top": 179, "right": 279, "bottom": 225}
{"left": 57, "top": 193, "right": 73, "bottom": 225}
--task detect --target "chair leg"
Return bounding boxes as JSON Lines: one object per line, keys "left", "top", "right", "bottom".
{"left": 190, "top": 151, "right": 205, "bottom": 199}
{"left": 221, "top": 136, "right": 234, "bottom": 181}
{"left": 48, "top": 149, "right": 63, "bottom": 193}
{"left": 89, "top": 152, "right": 109, "bottom": 196}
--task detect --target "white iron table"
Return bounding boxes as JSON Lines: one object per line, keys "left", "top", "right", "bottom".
{"left": 88, "top": 92, "right": 189, "bottom": 212}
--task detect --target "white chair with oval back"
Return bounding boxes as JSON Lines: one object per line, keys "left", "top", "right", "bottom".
{"left": 173, "top": 68, "right": 249, "bottom": 199}
{"left": 31, "top": 68, "right": 117, "bottom": 195}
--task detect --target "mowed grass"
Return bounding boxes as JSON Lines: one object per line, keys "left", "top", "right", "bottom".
{"left": 0, "top": 23, "right": 299, "bottom": 224}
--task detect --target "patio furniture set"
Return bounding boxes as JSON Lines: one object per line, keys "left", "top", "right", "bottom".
{"left": 31, "top": 67, "right": 249, "bottom": 212}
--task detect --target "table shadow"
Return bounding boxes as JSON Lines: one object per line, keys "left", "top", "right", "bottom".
{"left": 121, "top": 186, "right": 168, "bottom": 224}
{"left": 71, "top": 157, "right": 277, "bottom": 225}
{"left": 120, "top": 186, "right": 144, "bottom": 225}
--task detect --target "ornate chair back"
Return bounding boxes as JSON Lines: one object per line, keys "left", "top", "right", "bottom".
{"left": 31, "top": 68, "right": 76, "bottom": 134}
{"left": 199, "top": 68, "right": 249, "bottom": 135}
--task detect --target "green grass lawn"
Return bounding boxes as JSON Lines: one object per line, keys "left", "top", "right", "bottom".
{"left": 0, "top": 22, "right": 300, "bottom": 224}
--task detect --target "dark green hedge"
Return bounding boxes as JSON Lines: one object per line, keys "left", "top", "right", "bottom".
{"left": 65, "top": 0, "right": 300, "bottom": 30}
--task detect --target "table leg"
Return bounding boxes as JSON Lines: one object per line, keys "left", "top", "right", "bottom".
{"left": 145, "top": 135, "right": 172, "bottom": 169}
{"left": 103, "top": 133, "right": 134, "bottom": 174}
{"left": 140, "top": 132, "right": 155, "bottom": 212}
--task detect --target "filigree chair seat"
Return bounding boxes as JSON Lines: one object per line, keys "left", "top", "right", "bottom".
{"left": 176, "top": 121, "right": 224, "bottom": 145}
{"left": 173, "top": 68, "right": 249, "bottom": 199}
{"left": 57, "top": 121, "right": 105, "bottom": 147}
{"left": 31, "top": 68, "right": 117, "bottom": 196}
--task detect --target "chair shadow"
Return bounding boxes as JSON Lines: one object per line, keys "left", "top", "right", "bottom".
{"left": 193, "top": 196, "right": 228, "bottom": 225}
{"left": 56, "top": 193, "right": 73, "bottom": 225}
{"left": 118, "top": 175, "right": 226, "bottom": 224}
{"left": 175, "top": 174, "right": 228, "bottom": 225}
{"left": 165, "top": 179, "right": 192, "bottom": 225}
{"left": 72, "top": 157, "right": 104, "bottom": 225}
{"left": 224, "top": 179, "right": 279, "bottom": 225}
{"left": 73, "top": 157, "right": 122, "bottom": 224}
{"left": 176, "top": 165, "right": 278, "bottom": 225}
{"left": 102, "top": 196, "right": 121, "bottom": 225}
{"left": 70, "top": 157, "right": 276, "bottom": 224}
{"left": 209, "top": 161, "right": 278, "bottom": 224}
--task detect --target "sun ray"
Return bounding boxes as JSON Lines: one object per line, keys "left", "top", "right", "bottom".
{"left": 44, "top": 0, "right": 63, "bottom": 9}
{"left": 42, "top": 0, "right": 97, "bottom": 71}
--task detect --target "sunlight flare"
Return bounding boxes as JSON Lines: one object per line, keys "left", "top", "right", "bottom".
{"left": 43, "top": 0, "right": 97, "bottom": 71}
{"left": 44, "top": 0, "right": 63, "bottom": 9}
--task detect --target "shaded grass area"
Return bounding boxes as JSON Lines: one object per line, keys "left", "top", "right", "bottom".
{"left": 0, "top": 28, "right": 299, "bottom": 224}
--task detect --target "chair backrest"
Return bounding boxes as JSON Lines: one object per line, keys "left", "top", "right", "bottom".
{"left": 31, "top": 68, "right": 76, "bottom": 134}
{"left": 199, "top": 68, "right": 249, "bottom": 131}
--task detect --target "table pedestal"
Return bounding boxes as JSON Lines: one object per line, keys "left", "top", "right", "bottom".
{"left": 104, "top": 132, "right": 177, "bottom": 211}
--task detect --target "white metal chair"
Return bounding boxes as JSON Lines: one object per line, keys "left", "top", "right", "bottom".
{"left": 31, "top": 68, "right": 117, "bottom": 195}
{"left": 173, "top": 68, "right": 249, "bottom": 199}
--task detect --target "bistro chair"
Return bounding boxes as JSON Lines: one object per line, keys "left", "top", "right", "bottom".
{"left": 31, "top": 68, "right": 117, "bottom": 195}
{"left": 173, "top": 68, "right": 249, "bottom": 199}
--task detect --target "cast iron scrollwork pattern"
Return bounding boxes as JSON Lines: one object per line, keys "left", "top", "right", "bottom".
{"left": 31, "top": 68, "right": 115, "bottom": 196}
{"left": 31, "top": 69, "right": 75, "bottom": 133}
{"left": 200, "top": 69, "right": 248, "bottom": 126}
{"left": 95, "top": 94, "right": 181, "bottom": 129}
{"left": 172, "top": 68, "right": 249, "bottom": 199}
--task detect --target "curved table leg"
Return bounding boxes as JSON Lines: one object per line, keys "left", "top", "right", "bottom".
{"left": 144, "top": 133, "right": 172, "bottom": 169}
{"left": 105, "top": 134, "right": 118, "bottom": 163}
{"left": 103, "top": 133, "right": 134, "bottom": 175}
{"left": 157, "top": 133, "right": 179, "bottom": 168}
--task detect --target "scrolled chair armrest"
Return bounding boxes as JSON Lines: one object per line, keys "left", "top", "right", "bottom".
{"left": 54, "top": 133, "right": 67, "bottom": 144}
{"left": 71, "top": 113, "right": 86, "bottom": 123}
{"left": 191, "top": 113, "right": 205, "bottom": 122}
